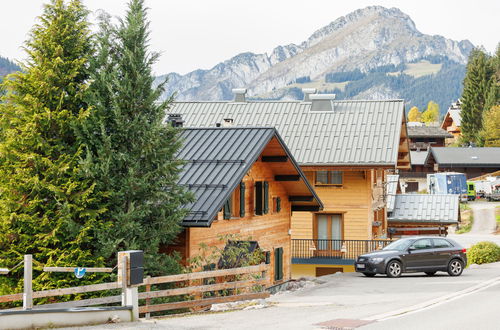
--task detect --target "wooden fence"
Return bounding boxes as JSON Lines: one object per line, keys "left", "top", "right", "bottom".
{"left": 0, "top": 254, "right": 270, "bottom": 317}
{"left": 139, "top": 263, "right": 270, "bottom": 314}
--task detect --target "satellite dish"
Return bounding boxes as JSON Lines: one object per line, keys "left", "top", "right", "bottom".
{"left": 74, "top": 267, "right": 86, "bottom": 279}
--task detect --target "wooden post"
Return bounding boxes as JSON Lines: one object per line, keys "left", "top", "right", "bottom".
{"left": 23, "top": 254, "right": 33, "bottom": 310}
{"left": 145, "top": 276, "right": 151, "bottom": 319}
{"left": 120, "top": 255, "right": 128, "bottom": 306}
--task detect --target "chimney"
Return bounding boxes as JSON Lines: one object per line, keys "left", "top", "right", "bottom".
{"left": 232, "top": 88, "right": 247, "bottom": 102}
{"left": 310, "top": 94, "right": 336, "bottom": 112}
{"left": 222, "top": 118, "right": 234, "bottom": 127}
{"left": 302, "top": 88, "right": 317, "bottom": 102}
{"left": 167, "top": 113, "right": 184, "bottom": 127}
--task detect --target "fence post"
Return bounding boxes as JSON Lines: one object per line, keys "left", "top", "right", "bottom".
{"left": 23, "top": 254, "right": 33, "bottom": 310}
{"left": 117, "top": 251, "right": 139, "bottom": 321}
{"left": 145, "top": 276, "right": 151, "bottom": 319}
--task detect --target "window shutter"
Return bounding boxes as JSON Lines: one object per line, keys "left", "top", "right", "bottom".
{"left": 223, "top": 198, "right": 231, "bottom": 220}
{"left": 255, "top": 182, "right": 263, "bottom": 215}
{"left": 239, "top": 182, "right": 246, "bottom": 217}
{"left": 276, "top": 197, "right": 281, "bottom": 213}
{"left": 274, "top": 247, "right": 283, "bottom": 281}
{"left": 263, "top": 181, "right": 269, "bottom": 214}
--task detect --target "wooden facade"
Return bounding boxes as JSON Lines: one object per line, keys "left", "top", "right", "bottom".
{"left": 167, "top": 131, "right": 321, "bottom": 287}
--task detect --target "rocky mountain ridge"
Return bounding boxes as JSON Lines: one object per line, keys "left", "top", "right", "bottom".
{"left": 159, "top": 6, "right": 474, "bottom": 108}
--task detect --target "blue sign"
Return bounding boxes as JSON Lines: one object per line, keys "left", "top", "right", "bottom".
{"left": 74, "top": 267, "right": 86, "bottom": 279}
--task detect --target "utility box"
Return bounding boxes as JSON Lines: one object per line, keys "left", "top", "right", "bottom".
{"left": 129, "top": 250, "right": 144, "bottom": 285}
{"left": 118, "top": 250, "right": 144, "bottom": 286}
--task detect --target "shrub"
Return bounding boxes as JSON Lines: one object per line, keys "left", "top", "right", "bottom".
{"left": 467, "top": 241, "right": 500, "bottom": 265}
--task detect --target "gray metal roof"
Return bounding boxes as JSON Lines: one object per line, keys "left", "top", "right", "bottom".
{"left": 430, "top": 147, "right": 500, "bottom": 167}
{"left": 171, "top": 99, "right": 406, "bottom": 166}
{"left": 407, "top": 125, "right": 452, "bottom": 138}
{"left": 178, "top": 127, "right": 322, "bottom": 227}
{"left": 386, "top": 174, "right": 400, "bottom": 212}
{"left": 410, "top": 150, "right": 430, "bottom": 166}
{"left": 388, "top": 194, "right": 459, "bottom": 224}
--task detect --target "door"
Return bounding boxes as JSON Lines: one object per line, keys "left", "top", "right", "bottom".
{"left": 315, "top": 214, "right": 342, "bottom": 256}
{"left": 431, "top": 238, "right": 454, "bottom": 267}
{"left": 402, "top": 238, "right": 434, "bottom": 270}
{"left": 406, "top": 182, "right": 419, "bottom": 193}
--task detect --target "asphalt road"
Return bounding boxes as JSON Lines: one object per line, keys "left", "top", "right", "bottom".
{"left": 67, "top": 262, "right": 500, "bottom": 330}
{"left": 363, "top": 277, "right": 500, "bottom": 330}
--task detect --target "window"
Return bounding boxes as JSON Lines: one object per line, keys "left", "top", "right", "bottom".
{"left": 223, "top": 182, "right": 245, "bottom": 219}
{"left": 274, "top": 247, "right": 283, "bottom": 281}
{"left": 433, "top": 238, "right": 453, "bottom": 248}
{"left": 315, "top": 171, "right": 342, "bottom": 185}
{"left": 272, "top": 196, "right": 281, "bottom": 213}
{"left": 254, "top": 181, "right": 269, "bottom": 216}
{"left": 410, "top": 239, "right": 432, "bottom": 250}
{"left": 315, "top": 214, "right": 342, "bottom": 250}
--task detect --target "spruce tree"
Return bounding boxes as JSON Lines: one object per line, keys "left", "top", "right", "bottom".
{"left": 0, "top": 0, "right": 106, "bottom": 294}
{"left": 485, "top": 44, "right": 500, "bottom": 111}
{"left": 79, "top": 0, "right": 192, "bottom": 275}
{"left": 461, "top": 48, "right": 494, "bottom": 144}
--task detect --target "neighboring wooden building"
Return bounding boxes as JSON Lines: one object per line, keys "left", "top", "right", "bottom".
{"left": 387, "top": 194, "right": 459, "bottom": 237}
{"left": 399, "top": 147, "right": 500, "bottom": 193}
{"left": 426, "top": 147, "right": 500, "bottom": 179}
{"left": 167, "top": 127, "right": 322, "bottom": 286}
{"left": 406, "top": 123, "right": 452, "bottom": 150}
{"left": 441, "top": 100, "right": 462, "bottom": 145}
{"left": 170, "top": 89, "right": 411, "bottom": 276}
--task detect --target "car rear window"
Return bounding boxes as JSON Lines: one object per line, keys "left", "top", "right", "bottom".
{"left": 433, "top": 238, "right": 453, "bottom": 248}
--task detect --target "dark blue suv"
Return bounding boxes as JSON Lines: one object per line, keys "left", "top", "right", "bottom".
{"left": 355, "top": 237, "right": 467, "bottom": 278}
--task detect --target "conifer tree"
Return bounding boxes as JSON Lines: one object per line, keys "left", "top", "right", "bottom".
{"left": 79, "top": 0, "right": 192, "bottom": 275}
{"left": 0, "top": 0, "right": 105, "bottom": 293}
{"left": 461, "top": 48, "right": 494, "bottom": 144}
{"left": 485, "top": 44, "right": 500, "bottom": 111}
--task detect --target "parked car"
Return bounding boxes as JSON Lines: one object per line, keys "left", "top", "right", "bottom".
{"left": 355, "top": 237, "right": 467, "bottom": 278}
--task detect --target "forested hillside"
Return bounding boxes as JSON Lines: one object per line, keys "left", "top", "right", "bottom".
{"left": 0, "top": 56, "right": 20, "bottom": 77}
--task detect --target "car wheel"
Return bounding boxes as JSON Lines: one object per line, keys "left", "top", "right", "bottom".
{"left": 448, "top": 259, "right": 464, "bottom": 276}
{"left": 386, "top": 260, "right": 402, "bottom": 278}
{"left": 425, "top": 271, "right": 436, "bottom": 276}
{"left": 362, "top": 272, "right": 376, "bottom": 277}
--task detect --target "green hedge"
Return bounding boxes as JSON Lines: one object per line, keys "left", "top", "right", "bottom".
{"left": 468, "top": 241, "right": 500, "bottom": 265}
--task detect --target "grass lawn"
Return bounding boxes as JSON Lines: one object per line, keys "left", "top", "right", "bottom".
{"left": 456, "top": 203, "right": 473, "bottom": 234}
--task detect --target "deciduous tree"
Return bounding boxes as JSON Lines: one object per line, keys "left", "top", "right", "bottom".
{"left": 421, "top": 101, "right": 439, "bottom": 123}
{"left": 407, "top": 106, "right": 421, "bottom": 122}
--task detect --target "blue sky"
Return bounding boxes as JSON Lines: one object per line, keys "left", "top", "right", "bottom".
{"left": 1, "top": 0, "right": 499, "bottom": 75}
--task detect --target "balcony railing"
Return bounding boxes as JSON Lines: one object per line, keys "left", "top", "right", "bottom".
{"left": 291, "top": 239, "right": 392, "bottom": 261}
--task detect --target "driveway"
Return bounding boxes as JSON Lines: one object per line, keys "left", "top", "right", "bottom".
{"left": 65, "top": 262, "right": 500, "bottom": 330}
{"left": 448, "top": 201, "right": 500, "bottom": 248}
{"left": 468, "top": 201, "right": 498, "bottom": 234}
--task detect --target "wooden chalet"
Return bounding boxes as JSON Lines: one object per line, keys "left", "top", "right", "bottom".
{"left": 406, "top": 123, "right": 452, "bottom": 150}
{"left": 387, "top": 194, "right": 460, "bottom": 237}
{"left": 166, "top": 127, "right": 322, "bottom": 286}
{"left": 441, "top": 100, "right": 462, "bottom": 145}
{"left": 170, "top": 89, "right": 411, "bottom": 276}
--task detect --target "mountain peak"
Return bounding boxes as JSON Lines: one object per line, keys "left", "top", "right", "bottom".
{"left": 306, "top": 6, "right": 418, "bottom": 46}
